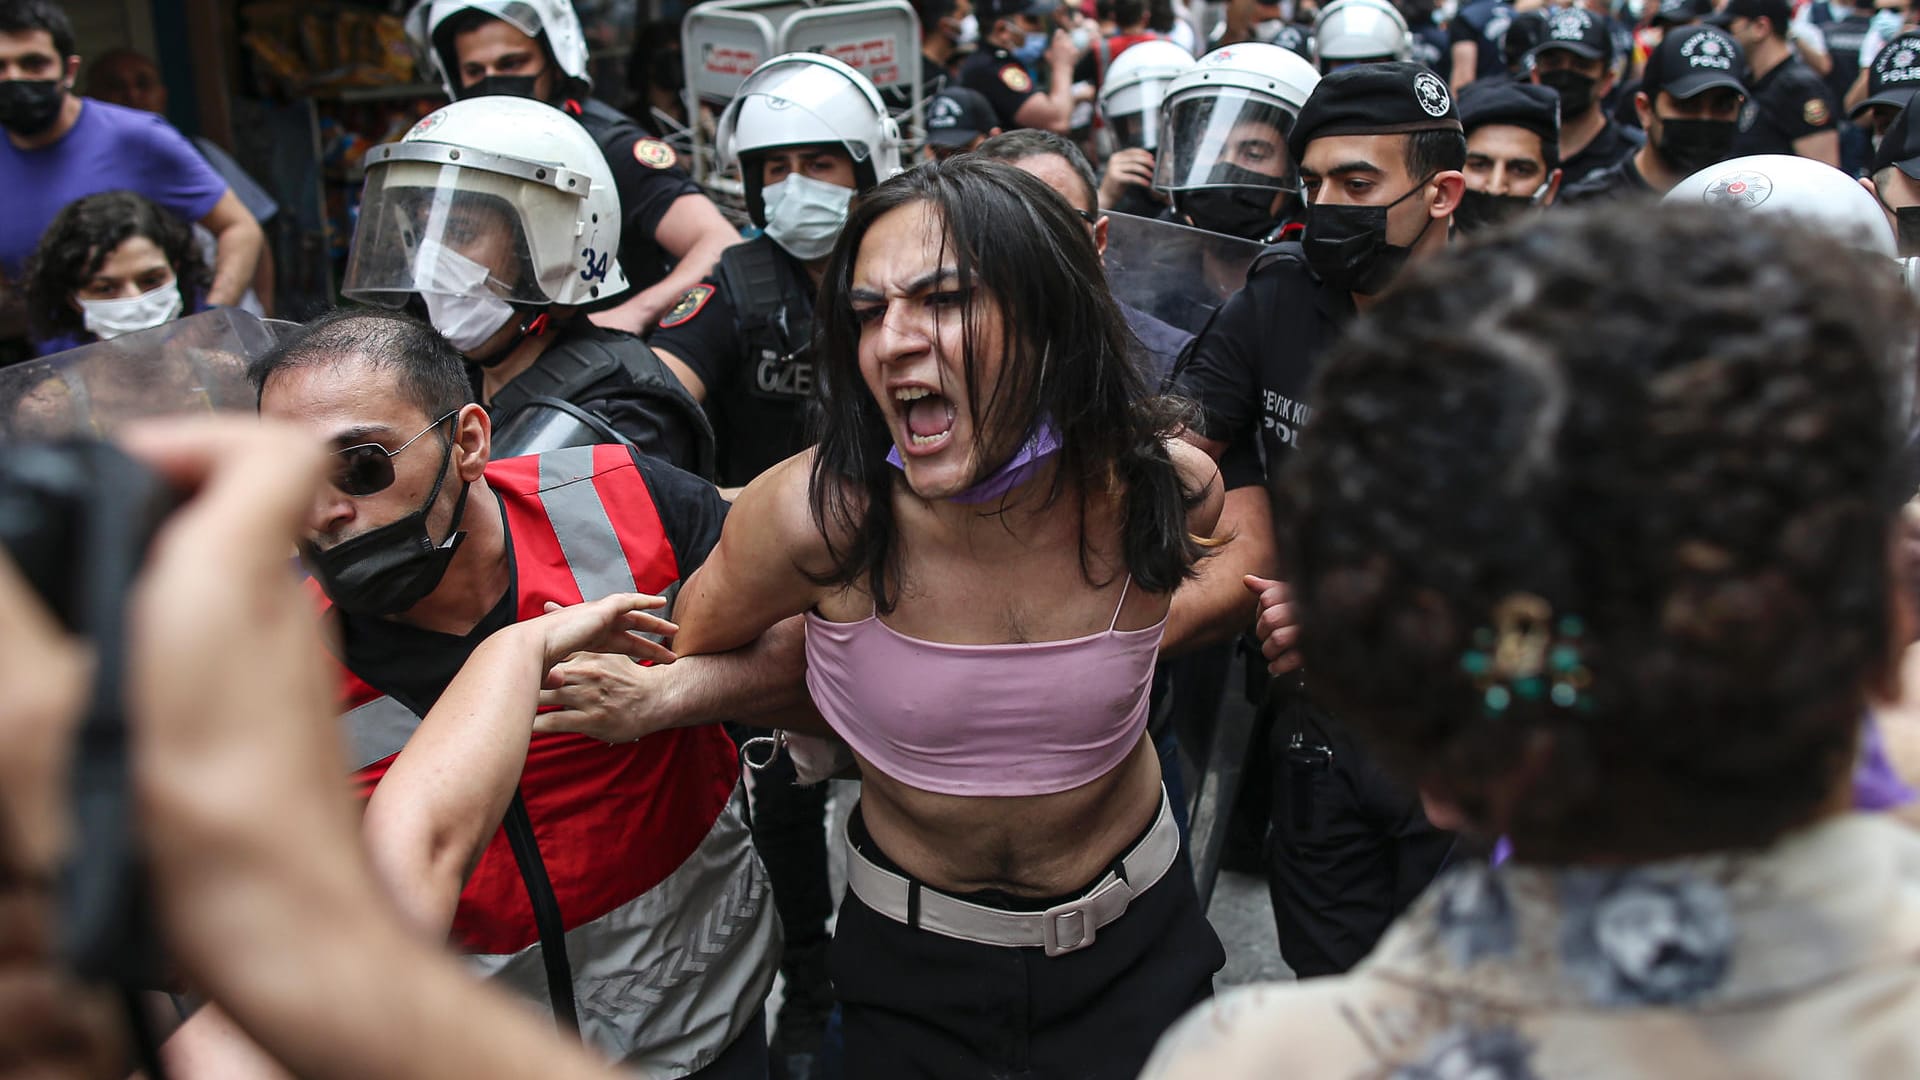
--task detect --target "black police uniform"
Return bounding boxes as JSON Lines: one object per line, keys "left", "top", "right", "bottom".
{"left": 1731, "top": 54, "right": 1840, "bottom": 156}
{"left": 1558, "top": 116, "right": 1645, "bottom": 185}
{"left": 1809, "top": 2, "right": 1874, "bottom": 103}
{"left": 1179, "top": 61, "right": 1460, "bottom": 978}
{"left": 958, "top": 46, "right": 1043, "bottom": 129}
{"left": 569, "top": 97, "right": 708, "bottom": 299}
{"left": 1558, "top": 150, "right": 1656, "bottom": 202}
{"left": 650, "top": 236, "right": 817, "bottom": 488}
{"left": 1412, "top": 23, "right": 1452, "bottom": 71}
{"left": 1180, "top": 243, "right": 1454, "bottom": 978}
{"left": 1450, "top": 0, "right": 1516, "bottom": 82}
{"left": 484, "top": 322, "right": 716, "bottom": 479}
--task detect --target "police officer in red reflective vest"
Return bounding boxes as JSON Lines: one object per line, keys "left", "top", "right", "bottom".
{"left": 249, "top": 309, "right": 787, "bottom": 1079}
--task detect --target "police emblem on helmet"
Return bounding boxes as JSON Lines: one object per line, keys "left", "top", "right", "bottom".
{"left": 1414, "top": 71, "right": 1451, "bottom": 117}
{"left": 1702, "top": 171, "right": 1772, "bottom": 208}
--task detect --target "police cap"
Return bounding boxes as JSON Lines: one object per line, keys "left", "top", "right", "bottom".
{"left": 1457, "top": 79, "right": 1561, "bottom": 169}
{"left": 926, "top": 87, "right": 1000, "bottom": 146}
{"left": 1874, "top": 99, "right": 1920, "bottom": 180}
{"left": 1287, "top": 61, "right": 1462, "bottom": 162}
{"left": 1855, "top": 31, "right": 1920, "bottom": 121}
{"left": 1642, "top": 25, "right": 1748, "bottom": 101}
{"left": 1531, "top": 7, "right": 1613, "bottom": 64}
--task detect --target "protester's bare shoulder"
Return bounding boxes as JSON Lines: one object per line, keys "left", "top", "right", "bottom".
{"left": 1167, "top": 437, "right": 1226, "bottom": 538}
{"left": 1139, "top": 977, "right": 1388, "bottom": 1079}
{"left": 729, "top": 448, "right": 847, "bottom": 580}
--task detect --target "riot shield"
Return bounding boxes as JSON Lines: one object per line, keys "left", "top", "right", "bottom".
{"left": 0, "top": 309, "right": 283, "bottom": 442}
{"left": 1100, "top": 210, "right": 1265, "bottom": 339}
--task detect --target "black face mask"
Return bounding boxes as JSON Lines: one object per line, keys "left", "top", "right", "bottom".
{"left": 1896, "top": 205, "right": 1920, "bottom": 258}
{"left": 1538, "top": 68, "right": 1597, "bottom": 116}
{"left": 1301, "top": 176, "right": 1437, "bottom": 296}
{"left": 1178, "top": 188, "right": 1283, "bottom": 239}
{"left": 1176, "top": 162, "right": 1289, "bottom": 239}
{"left": 1656, "top": 117, "right": 1737, "bottom": 176}
{"left": 460, "top": 74, "right": 541, "bottom": 101}
{"left": 1453, "top": 187, "right": 1540, "bottom": 235}
{"left": 0, "top": 79, "right": 67, "bottom": 137}
{"left": 303, "top": 430, "right": 471, "bottom": 617}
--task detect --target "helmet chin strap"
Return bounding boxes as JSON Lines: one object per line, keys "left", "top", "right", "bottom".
{"left": 474, "top": 310, "right": 553, "bottom": 369}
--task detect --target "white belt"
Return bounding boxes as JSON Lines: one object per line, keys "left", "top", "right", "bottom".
{"left": 842, "top": 788, "right": 1180, "bottom": 958}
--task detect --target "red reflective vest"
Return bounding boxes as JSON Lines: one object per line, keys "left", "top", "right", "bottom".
{"left": 330, "top": 445, "right": 776, "bottom": 1075}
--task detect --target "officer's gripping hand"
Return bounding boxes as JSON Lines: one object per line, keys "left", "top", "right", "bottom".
{"left": 532, "top": 597, "right": 681, "bottom": 744}
{"left": 1245, "top": 574, "right": 1303, "bottom": 676}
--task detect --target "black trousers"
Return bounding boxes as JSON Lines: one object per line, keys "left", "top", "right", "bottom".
{"left": 1267, "top": 699, "right": 1454, "bottom": 978}
{"left": 830, "top": 807, "right": 1224, "bottom": 1080}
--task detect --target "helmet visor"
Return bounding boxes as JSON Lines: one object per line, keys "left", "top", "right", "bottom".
{"left": 1153, "top": 89, "right": 1301, "bottom": 193}
{"left": 716, "top": 59, "right": 883, "bottom": 168}
{"left": 343, "top": 157, "right": 583, "bottom": 306}
{"left": 1104, "top": 79, "right": 1176, "bottom": 150}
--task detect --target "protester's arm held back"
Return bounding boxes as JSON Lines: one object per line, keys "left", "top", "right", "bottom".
{"left": 364, "top": 594, "right": 674, "bottom": 934}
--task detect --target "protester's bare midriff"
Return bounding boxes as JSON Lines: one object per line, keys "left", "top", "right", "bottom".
{"left": 853, "top": 736, "right": 1163, "bottom": 897}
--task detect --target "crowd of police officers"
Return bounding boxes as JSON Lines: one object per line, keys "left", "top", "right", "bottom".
{"left": 14, "top": 0, "right": 1920, "bottom": 1075}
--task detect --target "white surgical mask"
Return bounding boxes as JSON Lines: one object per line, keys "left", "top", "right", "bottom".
{"left": 77, "top": 280, "right": 183, "bottom": 340}
{"left": 415, "top": 241, "right": 516, "bottom": 354}
{"left": 761, "top": 175, "right": 854, "bottom": 261}
{"left": 957, "top": 13, "right": 981, "bottom": 46}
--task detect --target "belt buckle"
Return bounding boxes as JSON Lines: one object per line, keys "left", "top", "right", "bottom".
{"left": 1040, "top": 894, "right": 1100, "bottom": 958}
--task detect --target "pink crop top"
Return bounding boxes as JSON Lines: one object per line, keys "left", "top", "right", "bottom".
{"left": 803, "top": 578, "right": 1166, "bottom": 797}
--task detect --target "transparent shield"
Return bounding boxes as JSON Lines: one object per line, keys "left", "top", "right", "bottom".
{"left": 343, "top": 159, "right": 585, "bottom": 307}
{"left": 1153, "top": 88, "right": 1302, "bottom": 193}
{"left": 0, "top": 309, "right": 280, "bottom": 442}
{"left": 1101, "top": 211, "right": 1265, "bottom": 336}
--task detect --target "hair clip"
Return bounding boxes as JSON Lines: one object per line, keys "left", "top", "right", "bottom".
{"left": 1459, "top": 593, "right": 1593, "bottom": 716}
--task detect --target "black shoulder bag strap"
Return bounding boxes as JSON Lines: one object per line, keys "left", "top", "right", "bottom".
{"left": 502, "top": 790, "right": 579, "bottom": 1035}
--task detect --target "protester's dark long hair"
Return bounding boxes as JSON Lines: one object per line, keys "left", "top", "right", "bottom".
{"left": 809, "top": 157, "right": 1207, "bottom": 612}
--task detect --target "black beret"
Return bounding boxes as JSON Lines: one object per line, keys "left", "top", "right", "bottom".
{"left": 1287, "top": 61, "right": 1463, "bottom": 162}
{"left": 1457, "top": 79, "right": 1561, "bottom": 166}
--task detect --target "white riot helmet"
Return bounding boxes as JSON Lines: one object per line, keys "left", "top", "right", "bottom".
{"left": 1154, "top": 44, "right": 1320, "bottom": 215}
{"left": 410, "top": 0, "right": 591, "bottom": 102}
{"left": 1664, "top": 154, "right": 1897, "bottom": 259}
{"left": 343, "top": 96, "right": 626, "bottom": 352}
{"left": 717, "top": 53, "right": 903, "bottom": 230}
{"left": 1100, "top": 40, "right": 1198, "bottom": 151}
{"left": 1311, "top": 0, "right": 1414, "bottom": 72}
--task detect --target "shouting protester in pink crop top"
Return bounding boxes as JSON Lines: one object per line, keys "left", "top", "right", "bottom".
{"left": 663, "top": 159, "right": 1226, "bottom": 1079}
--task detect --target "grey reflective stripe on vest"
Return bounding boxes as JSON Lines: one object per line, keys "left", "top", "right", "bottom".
{"left": 535, "top": 447, "right": 680, "bottom": 637}
{"left": 468, "top": 788, "right": 778, "bottom": 1075}
{"left": 538, "top": 448, "right": 638, "bottom": 600}
{"left": 348, "top": 694, "right": 421, "bottom": 771}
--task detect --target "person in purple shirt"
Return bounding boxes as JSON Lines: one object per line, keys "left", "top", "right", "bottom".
{"left": 0, "top": 0, "right": 261, "bottom": 347}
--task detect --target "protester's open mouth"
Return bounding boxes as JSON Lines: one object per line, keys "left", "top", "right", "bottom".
{"left": 894, "top": 385, "right": 957, "bottom": 455}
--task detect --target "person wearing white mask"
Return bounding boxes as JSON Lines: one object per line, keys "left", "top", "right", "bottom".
{"left": 341, "top": 95, "right": 715, "bottom": 479}
{"left": 22, "top": 189, "right": 201, "bottom": 355}
{"left": 652, "top": 53, "right": 902, "bottom": 490}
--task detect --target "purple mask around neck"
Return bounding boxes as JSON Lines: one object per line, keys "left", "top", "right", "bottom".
{"left": 886, "top": 418, "right": 1063, "bottom": 504}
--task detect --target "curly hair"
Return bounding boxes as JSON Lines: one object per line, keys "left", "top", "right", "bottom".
{"left": 1277, "top": 203, "right": 1916, "bottom": 860}
{"left": 23, "top": 190, "right": 208, "bottom": 343}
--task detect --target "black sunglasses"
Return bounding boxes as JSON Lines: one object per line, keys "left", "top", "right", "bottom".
{"left": 1073, "top": 208, "right": 1099, "bottom": 225}
{"left": 332, "top": 410, "right": 460, "bottom": 497}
